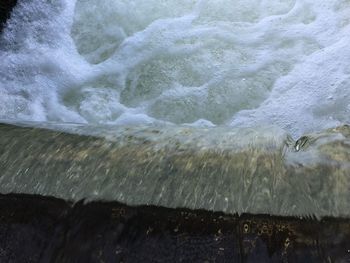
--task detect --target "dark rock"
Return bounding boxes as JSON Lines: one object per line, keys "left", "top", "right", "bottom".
{"left": 0, "top": 0, "right": 17, "bottom": 32}
{"left": 0, "top": 193, "right": 349, "bottom": 262}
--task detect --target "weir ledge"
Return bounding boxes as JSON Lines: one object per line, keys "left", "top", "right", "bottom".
{"left": 0, "top": 122, "right": 349, "bottom": 218}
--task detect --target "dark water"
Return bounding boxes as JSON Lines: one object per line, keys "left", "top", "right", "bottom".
{"left": 1, "top": 193, "right": 350, "bottom": 262}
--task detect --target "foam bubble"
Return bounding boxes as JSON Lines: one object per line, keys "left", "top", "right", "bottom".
{"left": 0, "top": 0, "right": 350, "bottom": 135}
{"left": 231, "top": 1, "right": 350, "bottom": 136}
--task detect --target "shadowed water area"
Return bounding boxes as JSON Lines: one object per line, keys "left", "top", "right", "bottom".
{"left": 0, "top": 1, "right": 17, "bottom": 31}
{"left": 1, "top": 193, "right": 350, "bottom": 262}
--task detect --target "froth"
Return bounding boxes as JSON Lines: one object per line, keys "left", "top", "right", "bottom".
{"left": 1, "top": 0, "right": 350, "bottom": 136}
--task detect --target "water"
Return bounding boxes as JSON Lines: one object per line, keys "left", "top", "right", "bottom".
{"left": 0, "top": 122, "right": 349, "bottom": 217}
{"left": 1, "top": 1, "right": 350, "bottom": 219}
{"left": 1, "top": 0, "right": 350, "bottom": 136}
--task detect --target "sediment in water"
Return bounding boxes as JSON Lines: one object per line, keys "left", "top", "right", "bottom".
{"left": 0, "top": 193, "right": 349, "bottom": 263}
{"left": 0, "top": 122, "right": 349, "bottom": 217}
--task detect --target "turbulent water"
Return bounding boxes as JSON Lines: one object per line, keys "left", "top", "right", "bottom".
{"left": 1, "top": 0, "right": 350, "bottom": 136}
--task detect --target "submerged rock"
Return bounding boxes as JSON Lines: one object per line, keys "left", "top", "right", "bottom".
{"left": 0, "top": 122, "right": 349, "bottom": 217}
{"left": 0, "top": 0, "right": 17, "bottom": 32}
{"left": 0, "top": 193, "right": 349, "bottom": 263}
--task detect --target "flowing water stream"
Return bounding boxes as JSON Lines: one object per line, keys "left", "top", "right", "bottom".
{"left": 1, "top": 0, "right": 350, "bottom": 136}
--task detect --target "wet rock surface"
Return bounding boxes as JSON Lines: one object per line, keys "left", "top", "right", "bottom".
{"left": 0, "top": 0, "right": 17, "bottom": 31}
{"left": 0, "top": 193, "right": 349, "bottom": 263}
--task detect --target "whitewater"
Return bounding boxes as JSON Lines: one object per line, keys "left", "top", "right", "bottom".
{"left": 1, "top": 0, "right": 350, "bottom": 137}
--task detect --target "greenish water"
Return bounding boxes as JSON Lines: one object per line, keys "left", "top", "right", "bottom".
{"left": 0, "top": 121, "right": 349, "bottom": 218}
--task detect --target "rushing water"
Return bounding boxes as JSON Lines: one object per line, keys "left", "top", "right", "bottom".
{"left": 1, "top": 0, "right": 350, "bottom": 136}
{"left": 0, "top": 122, "right": 349, "bottom": 217}
{"left": 1, "top": 3, "right": 350, "bottom": 260}
{"left": 1, "top": 0, "right": 350, "bottom": 220}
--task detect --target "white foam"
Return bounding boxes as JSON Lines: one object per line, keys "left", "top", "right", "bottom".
{"left": 1, "top": 0, "right": 350, "bottom": 135}
{"left": 231, "top": 1, "right": 350, "bottom": 136}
